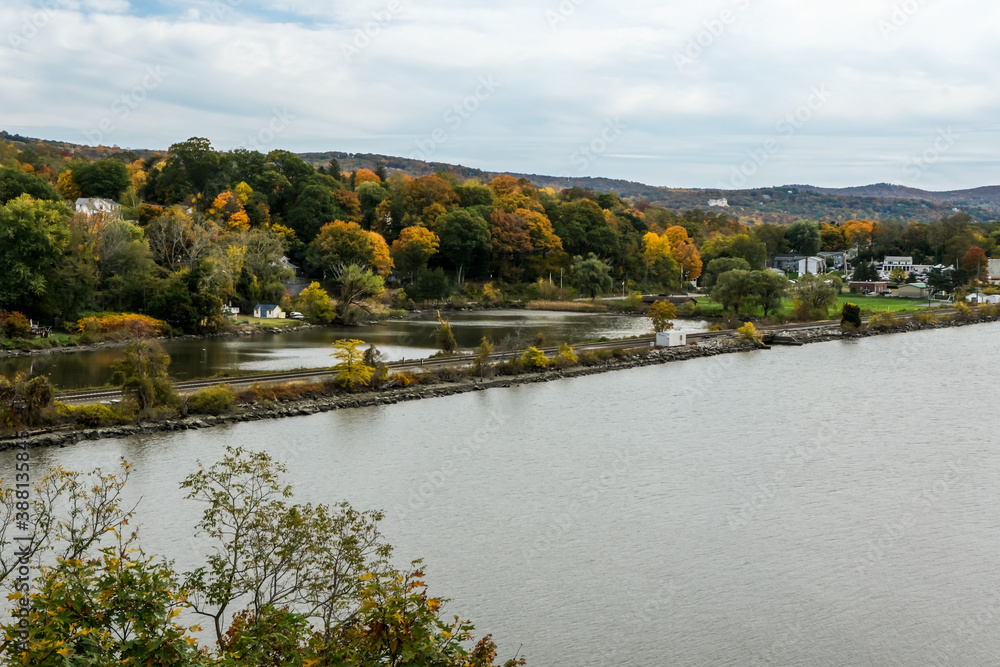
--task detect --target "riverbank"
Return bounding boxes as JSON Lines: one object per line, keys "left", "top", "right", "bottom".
{"left": 0, "top": 321, "right": 323, "bottom": 359}
{"left": 3, "top": 312, "right": 997, "bottom": 451}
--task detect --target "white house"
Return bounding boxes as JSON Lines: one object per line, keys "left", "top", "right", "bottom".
{"left": 253, "top": 304, "right": 285, "bottom": 319}
{"left": 707, "top": 198, "right": 729, "bottom": 207}
{"left": 75, "top": 197, "right": 121, "bottom": 218}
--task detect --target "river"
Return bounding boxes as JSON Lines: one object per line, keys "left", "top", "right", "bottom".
{"left": 6, "top": 322, "right": 1000, "bottom": 665}
{"left": 1, "top": 310, "right": 703, "bottom": 390}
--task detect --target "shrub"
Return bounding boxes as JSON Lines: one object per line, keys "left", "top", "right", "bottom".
{"left": 187, "top": 385, "right": 236, "bottom": 415}
{"left": 953, "top": 301, "right": 973, "bottom": 320}
{"left": 978, "top": 302, "right": 999, "bottom": 318}
{"left": 914, "top": 311, "right": 939, "bottom": 324}
{"left": 409, "top": 267, "right": 452, "bottom": 301}
{"left": 520, "top": 346, "right": 549, "bottom": 369}
{"left": 557, "top": 342, "right": 578, "bottom": 365}
{"left": 391, "top": 371, "right": 422, "bottom": 387}
{"left": 528, "top": 278, "right": 574, "bottom": 302}
{"left": 737, "top": 322, "right": 762, "bottom": 343}
{"left": 472, "top": 337, "right": 494, "bottom": 377}
{"left": 841, "top": 302, "right": 862, "bottom": 329}
{"left": 867, "top": 311, "right": 900, "bottom": 329}
{"left": 0, "top": 311, "right": 31, "bottom": 339}
{"left": 708, "top": 323, "right": 722, "bottom": 332}
{"left": 77, "top": 313, "right": 166, "bottom": 339}
{"left": 480, "top": 281, "right": 503, "bottom": 307}
{"left": 59, "top": 403, "right": 128, "bottom": 427}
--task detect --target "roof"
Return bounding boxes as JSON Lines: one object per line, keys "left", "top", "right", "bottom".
{"left": 254, "top": 304, "right": 280, "bottom": 310}
{"left": 905, "top": 283, "right": 928, "bottom": 288}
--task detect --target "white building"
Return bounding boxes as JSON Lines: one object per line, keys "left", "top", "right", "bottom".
{"left": 253, "top": 304, "right": 285, "bottom": 319}
{"left": 989, "top": 259, "right": 1000, "bottom": 282}
{"left": 656, "top": 331, "right": 687, "bottom": 347}
{"left": 75, "top": 197, "right": 121, "bottom": 218}
{"left": 707, "top": 198, "right": 729, "bottom": 207}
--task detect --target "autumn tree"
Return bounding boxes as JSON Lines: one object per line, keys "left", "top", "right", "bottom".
{"left": 330, "top": 339, "right": 375, "bottom": 390}
{"left": 673, "top": 240, "right": 703, "bottom": 282}
{"left": 648, "top": 300, "right": 676, "bottom": 332}
{"left": 307, "top": 220, "right": 394, "bottom": 278}
{"left": 962, "top": 246, "right": 988, "bottom": 281}
{"left": 391, "top": 225, "right": 440, "bottom": 280}
{"left": 436, "top": 310, "right": 458, "bottom": 353}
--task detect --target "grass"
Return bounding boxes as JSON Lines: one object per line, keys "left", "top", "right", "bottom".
{"left": 525, "top": 300, "right": 609, "bottom": 312}
{"left": 234, "top": 315, "right": 304, "bottom": 329}
{"left": 680, "top": 294, "right": 940, "bottom": 319}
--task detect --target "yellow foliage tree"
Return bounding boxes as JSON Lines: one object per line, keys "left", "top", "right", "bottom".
{"left": 330, "top": 338, "right": 374, "bottom": 390}
{"left": 391, "top": 226, "right": 440, "bottom": 278}
{"left": 642, "top": 232, "right": 672, "bottom": 276}
{"left": 647, "top": 300, "right": 677, "bottom": 332}
{"left": 354, "top": 168, "right": 381, "bottom": 186}
{"left": 235, "top": 181, "right": 253, "bottom": 205}
{"left": 673, "top": 241, "right": 703, "bottom": 281}
{"left": 57, "top": 170, "right": 81, "bottom": 200}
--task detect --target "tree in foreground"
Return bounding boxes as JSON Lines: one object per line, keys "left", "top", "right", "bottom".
{"left": 647, "top": 300, "right": 677, "bottom": 333}
{"left": 330, "top": 338, "right": 375, "bottom": 390}
{"left": 2, "top": 448, "right": 526, "bottom": 666}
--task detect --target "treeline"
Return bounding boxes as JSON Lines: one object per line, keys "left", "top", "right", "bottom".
{"left": 1, "top": 135, "right": 999, "bottom": 333}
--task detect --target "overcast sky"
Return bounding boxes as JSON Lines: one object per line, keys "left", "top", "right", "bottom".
{"left": 3, "top": 0, "right": 999, "bottom": 190}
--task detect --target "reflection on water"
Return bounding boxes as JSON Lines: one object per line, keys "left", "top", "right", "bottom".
{"left": 0, "top": 311, "right": 707, "bottom": 389}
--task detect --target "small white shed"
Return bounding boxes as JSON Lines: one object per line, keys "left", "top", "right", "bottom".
{"left": 656, "top": 331, "right": 687, "bottom": 347}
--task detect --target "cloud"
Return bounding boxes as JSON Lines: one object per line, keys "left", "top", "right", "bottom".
{"left": 2, "top": 0, "right": 999, "bottom": 190}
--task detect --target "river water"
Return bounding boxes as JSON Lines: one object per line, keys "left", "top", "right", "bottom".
{"left": 1, "top": 310, "right": 702, "bottom": 389}
{"left": 6, "top": 323, "right": 1000, "bottom": 665}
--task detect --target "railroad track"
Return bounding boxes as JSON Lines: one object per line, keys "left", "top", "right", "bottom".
{"left": 56, "top": 311, "right": 946, "bottom": 405}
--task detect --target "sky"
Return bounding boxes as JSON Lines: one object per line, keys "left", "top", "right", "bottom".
{"left": 3, "top": 0, "right": 1000, "bottom": 190}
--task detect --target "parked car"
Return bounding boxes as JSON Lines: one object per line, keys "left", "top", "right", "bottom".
{"left": 289, "top": 312, "right": 306, "bottom": 320}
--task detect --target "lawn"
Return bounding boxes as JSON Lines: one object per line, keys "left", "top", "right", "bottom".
{"left": 234, "top": 315, "right": 304, "bottom": 329}
{"left": 685, "top": 294, "right": 941, "bottom": 318}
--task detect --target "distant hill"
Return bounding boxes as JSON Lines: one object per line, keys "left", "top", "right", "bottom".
{"left": 6, "top": 132, "right": 997, "bottom": 223}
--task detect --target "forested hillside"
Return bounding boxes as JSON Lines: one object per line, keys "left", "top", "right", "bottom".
{"left": 1, "top": 132, "right": 999, "bottom": 335}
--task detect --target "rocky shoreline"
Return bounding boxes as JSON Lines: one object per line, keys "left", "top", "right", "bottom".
{"left": 2, "top": 313, "right": 997, "bottom": 451}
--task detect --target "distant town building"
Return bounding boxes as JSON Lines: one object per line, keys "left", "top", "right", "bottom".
{"left": 849, "top": 281, "right": 889, "bottom": 295}
{"left": 817, "top": 251, "right": 847, "bottom": 271}
{"left": 896, "top": 283, "right": 930, "bottom": 299}
{"left": 772, "top": 254, "right": 827, "bottom": 276}
{"left": 707, "top": 198, "right": 729, "bottom": 207}
{"left": 75, "top": 197, "right": 121, "bottom": 218}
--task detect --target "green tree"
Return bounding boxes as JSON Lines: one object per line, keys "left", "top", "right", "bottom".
{"left": 701, "top": 257, "right": 751, "bottom": 289}
{"left": 711, "top": 269, "right": 756, "bottom": 314}
{"left": 785, "top": 220, "right": 822, "bottom": 256}
{"left": 572, "top": 253, "right": 613, "bottom": 298}
{"left": 109, "top": 338, "right": 176, "bottom": 414}
{"left": 841, "top": 302, "right": 862, "bottom": 328}
{"left": 753, "top": 223, "right": 791, "bottom": 256}
{"left": 180, "top": 446, "right": 391, "bottom": 648}
{"left": 330, "top": 338, "right": 375, "bottom": 390}
{"left": 438, "top": 209, "right": 491, "bottom": 284}
{"left": 851, "top": 261, "right": 880, "bottom": 282}
{"left": 647, "top": 300, "right": 676, "bottom": 332}
{"left": 750, "top": 270, "right": 790, "bottom": 317}
{"left": 0, "top": 194, "right": 71, "bottom": 311}
{"left": 334, "top": 264, "right": 385, "bottom": 321}
{"left": 286, "top": 184, "right": 346, "bottom": 242}
{"left": 792, "top": 273, "right": 843, "bottom": 320}
{"left": 0, "top": 166, "right": 61, "bottom": 204}
{"left": 70, "top": 158, "right": 130, "bottom": 200}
